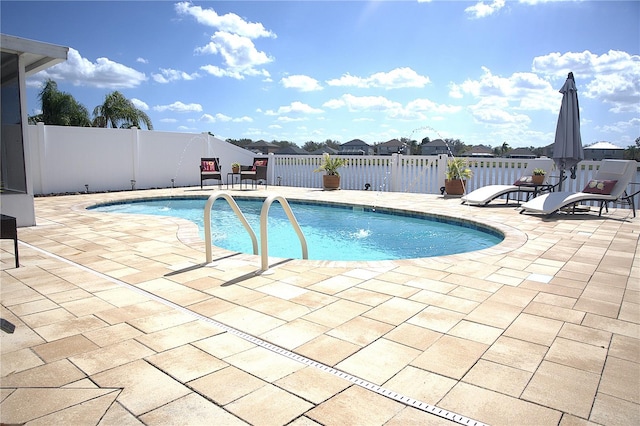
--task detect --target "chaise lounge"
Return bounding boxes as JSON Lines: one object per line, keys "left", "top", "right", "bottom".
{"left": 519, "top": 159, "right": 639, "bottom": 217}
{"left": 461, "top": 159, "right": 555, "bottom": 206}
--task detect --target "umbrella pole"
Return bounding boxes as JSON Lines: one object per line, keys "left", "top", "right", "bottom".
{"left": 559, "top": 170, "right": 564, "bottom": 191}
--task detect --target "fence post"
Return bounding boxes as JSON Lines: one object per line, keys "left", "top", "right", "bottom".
{"left": 389, "top": 153, "right": 400, "bottom": 192}
{"left": 438, "top": 154, "right": 448, "bottom": 191}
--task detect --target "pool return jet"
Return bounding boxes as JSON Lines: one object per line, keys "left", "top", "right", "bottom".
{"left": 204, "top": 191, "right": 308, "bottom": 274}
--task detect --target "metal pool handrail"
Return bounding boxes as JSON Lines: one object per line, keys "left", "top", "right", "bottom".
{"left": 204, "top": 192, "right": 308, "bottom": 272}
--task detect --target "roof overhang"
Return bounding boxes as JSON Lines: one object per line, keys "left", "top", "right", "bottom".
{"left": 1, "top": 34, "right": 68, "bottom": 76}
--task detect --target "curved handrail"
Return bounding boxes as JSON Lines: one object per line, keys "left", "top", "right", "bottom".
{"left": 204, "top": 191, "right": 258, "bottom": 263}
{"left": 260, "top": 194, "right": 308, "bottom": 271}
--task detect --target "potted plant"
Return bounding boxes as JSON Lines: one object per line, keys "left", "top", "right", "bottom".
{"left": 314, "top": 153, "right": 348, "bottom": 190}
{"left": 444, "top": 158, "right": 473, "bottom": 195}
{"left": 532, "top": 168, "right": 546, "bottom": 185}
{"left": 231, "top": 162, "right": 240, "bottom": 174}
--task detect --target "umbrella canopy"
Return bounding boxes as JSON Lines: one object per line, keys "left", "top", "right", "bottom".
{"left": 553, "top": 72, "right": 584, "bottom": 189}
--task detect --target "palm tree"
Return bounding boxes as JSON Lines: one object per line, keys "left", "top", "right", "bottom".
{"left": 28, "top": 79, "right": 91, "bottom": 126}
{"left": 92, "top": 91, "right": 153, "bottom": 130}
{"left": 500, "top": 142, "right": 511, "bottom": 156}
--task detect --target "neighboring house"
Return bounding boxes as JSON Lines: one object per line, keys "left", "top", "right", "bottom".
{"left": 1, "top": 34, "right": 68, "bottom": 226}
{"left": 584, "top": 141, "right": 624, "bottom": 160}
{"left": 245, "top": 140, "right": 280, "bottom": 154}
{"left": 420, "top": 139, "right": 449, "bottom": 156}
{"left": 377, "top": 139, "right": 408, "bottom": 155}
{"left": 339, "top": 139, "right": 373, "bottom": 155}
{"left": 310, "top": 147, "right": 338, "bottom": 155}
{"left": 507, "top": 148, "right": 536, "bottom": 158}
{"left": 466, "top": 145, "right": 494, "bottom": 158}
{"left": 275, "top": 145, "right": 309, "bottom": 155}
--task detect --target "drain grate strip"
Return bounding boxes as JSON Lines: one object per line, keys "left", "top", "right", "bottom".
{"left": 20, "top": 241, "right": 487, "bottom": 426}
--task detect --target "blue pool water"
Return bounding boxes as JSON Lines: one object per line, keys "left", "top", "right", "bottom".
{"left": 90, "top": 197, "right": 503, "bottom": 261}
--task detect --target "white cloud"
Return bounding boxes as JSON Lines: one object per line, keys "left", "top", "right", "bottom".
{"left": 326, "top": 67, "right": 430, "bottom": 89}
{"left": 323, "top": 94, "right": 402, "bottom": 112}
{"left": 264, "top": 101, "right": 323, "bottom": 116}
{"left": 152, "top": 68, "right": 200, "bottom": 83}
{"left": 533, "top": 50, "right": 640, "bottom": 114}
{"left": 281, "top": 75, "right": 323, "bottom": 92}
{"left": 195, "top": 31, "right": 272, "bottom": 78}
{"left": 153, "top": 101, "right": 203, "bottom": 113}
{"left": 136, "top": 57, "right": 148, "bottom": 64}
{"left": 175, "top": 1, "right": 275, "bottom": 39}
{"left": 130, "top": 98, "right": 149, "bottom": 111}
{"left": 465, "top": 0, "right": 506, "bottom": 19}
{"left": 34, "top": 48, "right": 146, "bottom": 89}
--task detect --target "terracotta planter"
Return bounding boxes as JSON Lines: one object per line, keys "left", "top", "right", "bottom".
{"left": 444, "top": 179, "right": 467, "bottom": 196}
{"left": 322, "top": 174, "right": 341, "bottom": 190}
{"left": 532, "top": 175, "right": 544, "bottom": 185}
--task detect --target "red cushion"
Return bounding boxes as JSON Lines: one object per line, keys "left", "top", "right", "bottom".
{"left": 252, "top": 160, "right": 267, "bottom": 171}
{"left": 201, "top": 160, "right": 218, "bottom": 172}
{"left": 582, "top": 179, "right": 617, "bottom": 195}
{"left": 513, "top": 175, "right": 533, "bottom": 186}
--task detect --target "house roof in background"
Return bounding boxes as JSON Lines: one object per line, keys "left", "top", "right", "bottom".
{"left": 585, "top": 141, "right": 624, "bottom": 150}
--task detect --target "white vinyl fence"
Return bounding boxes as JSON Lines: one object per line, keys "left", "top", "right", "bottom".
{"left": 27, "top": 124, "right": 639, "bottom": 212}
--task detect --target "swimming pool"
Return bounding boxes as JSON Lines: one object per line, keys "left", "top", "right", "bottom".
{"left": 90, "top": 197, "right": 503, "bottom": 261}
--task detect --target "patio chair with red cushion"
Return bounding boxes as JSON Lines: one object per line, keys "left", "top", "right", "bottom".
{"left": 240, "top": 157, "right": 268, "bottom": 189}
{"left": 200, "top": 157, "right": 222, "bottom": 189}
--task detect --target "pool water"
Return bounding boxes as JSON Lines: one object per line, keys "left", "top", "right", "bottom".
{"left": 91, "top": 198, "right": 503, "bottom": 261}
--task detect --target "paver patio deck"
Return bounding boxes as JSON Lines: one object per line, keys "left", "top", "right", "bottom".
{"left": 1, "top": 186, "right": 638, "bottom": 425}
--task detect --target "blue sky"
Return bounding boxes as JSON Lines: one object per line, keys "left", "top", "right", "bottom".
{"left": 2, "top": 1, "right": 638, "bottom": 148}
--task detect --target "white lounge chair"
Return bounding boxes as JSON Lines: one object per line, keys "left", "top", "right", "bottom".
{"left": 461, "top": 159, "right": 555, "bottom": 206}
{"left": 519, "top": 159, "right": 638, "bottom": 217}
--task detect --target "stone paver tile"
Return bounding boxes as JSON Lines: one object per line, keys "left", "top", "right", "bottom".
{"left": 532, "top": 292, "right": 577, "bottom": 308}
{"left": 0, "top": 348, "right": 43, "bottom": 376}
{"left": 275, "top": 366, "right": 350, "bottom": 404}
{"left": 260, "top": 318, "right": 328, "bottom": 349}
{"left": 487, "top": 285, "right": 538, "bottom": 308}
{"left": 247, "top": 295, "right": 311, "bottom": 321}
{"left": 448, "top": 320, "right": 503, "bottom": 345}
{"left": 20, "top": 307, "right": 76, "bottom": 328}
{"left": 225, "top": 346, "right": 305, "bottom": 382}
{"left": 0, "top": 359, "right": 85, "bottom": 388}
{"left": 188, "top": 366, "right": 267, "bottom": 406}
{"left": 448, "top": 286, "right": 492, "bottom": 303}
{"left": 465, "top": 300, "right": 522, "bottom": 329}
{"left": 608, "top": 334, "right": 640, "bottom": 363}
{"left": 92, "top": 359, "right": 190, "bottom": 416}
{"left": 192, "top": 332, "right": 256, "bottom": 359}
{"left": 307, "top": 385, "right": 404, "bottom": 425}
{"left": 357, "top": 278, "right": 421, "bottom": 298}
{"left": 524, "top": 302, "right": 585, "bottom": 324}
{"left": 383, "top": 323, "right": 442, "bottom": 351}
{"left": 411, "top": 335, "right": 488, "bottom": 380}
{"left": 335, "top": 287, "right": 392, "bottom": 307}
{"left": 574, "top": 297, "right": 620, "bottom": 318}
{"left": 25, "top": 391, "right": 119, "bottom": 426}
{"left": 126, "top": 310, "right": 196, "bottom": 333}
{"left": 522, "top": 360, "right": 600, "bottom": 418}
{"left": 582, "top": 313, "right": 640, "bottom": 339}
{"left": 598, "top": 356, "right": 639, "bottom": 404}
{"left": 187, "top": 297, "right": 237, "bottom": 318}
{"left": 327, "top": 316, "right": 394, "bottom": 347}
{"left": 440, "top": 382, "right": 561, "bottom": 426}
{"left": 383, "top": 366, "right": 456, "bottom": 404}
{"left": 336, "top": 338, "right": 421, "bottom": 385}
{"left": 134, "top": 319, "right": 223, "bottom": 352}
{"left": 504, "top": 313, "right": 563, "bottom": 346}
{"left": 146, "top": 344, "right": 228, "bottom": 382}
{"left": 386, "top": 406, "right": 457, "bottom": 425}
{"left": 212, "top": 305, "right": 285, "bottom": 336}
{"left": 45, "top": 288, "right": 93, "bottom": 304}
{"left": 257, "top": 281, "right": 308, "bottom": 300}
{"left": 226, "top": 383, "right": 313, "bottom": 426}
{"left": 482, "top": 336, "right": 547, "bottom": 373}
{"left": 363, "top": 297, "right": 425, "bottom": 325}
{"left": 0, "top": 388, "right": 117, "bottom": 425}
{"left": 558, "top": 323, "right": 612, "bottom": 347}
{"left": 302, "top": 299, "right": 370, "bottom": 328}
{"left": 33, "top": 315, "right": 108, "bottom": 342}
{"left": 545, "top": 337, "right": 607, "bottom": 374}
{"left": 307, "top": 275, "right": 362, "bottom": 295}
{"left": 289, "top": 291, "right": 337, "bottom": 311}
{"left": 94, "top": 300, "right": 171, "bottom": 325}
{"left": 204, "top": 284, "right": 266, "bottom": 303}
{"left": 462, "top": 359, "right": 532, "bottom": 397}
{"left": 94, "top": 287, "right": 151, "bottom": 307}
{"left": 69, "top": 339, "right": 155, "bottom": 376}
{"left": 296, "top": 334, "right": 360, "bottom": 366}
{"left": 408, "top": 306, "right": 465, "bottom": 333}
{"left": 83, "top": 322, "right": 143, "bottom": 347}
{"left": 7, "top": 298, "right": 59, "bottom": 316}
{"left": 409, "top": 290, "right": 479, "bottom": 314}
{"left": 61, "top": 296, "right": 116, "bottom": 317}
{"left": 98, "top": 401, "right": 144, "bottom": 426}
{"left": 619, "top": 301, "right": 639, "bottom": 323}
{"left": 590, "top": 392, "right": 640, "bottom": 426}
{"left": 32, "top": 334, "right": 100, "bottom": 363}
{"left": 140, "top": 392, "right": 246, "bottom": 425}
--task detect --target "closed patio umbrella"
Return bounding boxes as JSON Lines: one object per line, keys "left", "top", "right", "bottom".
{"left": 553, "top": 72, "right": 584, "bottom": 190}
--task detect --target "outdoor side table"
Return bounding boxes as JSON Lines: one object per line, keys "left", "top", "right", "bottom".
{"left": 1, "top": 214, "right": 19, "bottom": 268}
{"left": 518, "top": 183, "right": 555, "bottom": 201}
{"left": 226, "top": 173, "right": 241, "bottom": 189}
